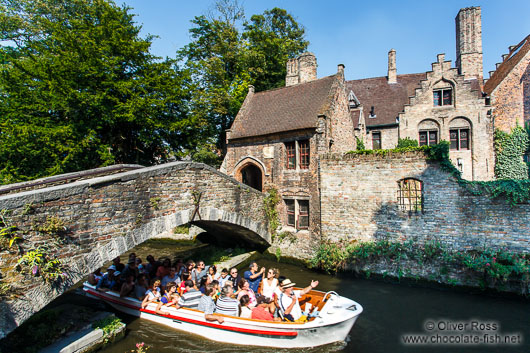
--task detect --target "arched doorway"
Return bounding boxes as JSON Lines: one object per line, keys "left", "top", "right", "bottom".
{"left": 240, "top": 164, "right": 262, "bottom": 191}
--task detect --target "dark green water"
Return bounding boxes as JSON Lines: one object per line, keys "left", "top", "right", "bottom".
{"left": 92, "top": 254, "right": 529, "bottom": 353}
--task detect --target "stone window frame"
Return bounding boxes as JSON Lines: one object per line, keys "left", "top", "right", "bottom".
{"left": 284, "top": 139, "right": 310, "bottom": 171}
{"left": 433, "top": 88, "right": 453, "bottom": 106}
{"left": 397, "top": 178, "right": 424, "bottom": 215}
{"left": 419, "top": 130, "right": 438, "bottom": 146}
{"left": 283, "top": 197, "right": 310, "bottom": 230}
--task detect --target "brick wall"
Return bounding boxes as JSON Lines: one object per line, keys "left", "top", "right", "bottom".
{"left": 320, "top": 152, "right": 530, "bottom": 253}
{"left": 490, "top": 51, "right": 530, "bottom": 132}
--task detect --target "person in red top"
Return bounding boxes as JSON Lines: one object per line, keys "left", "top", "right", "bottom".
{"left": 251, "top": 296, "right": 281, "bottom": 321}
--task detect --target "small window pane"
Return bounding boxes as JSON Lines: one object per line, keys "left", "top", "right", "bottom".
{"left": 398, "top": 178, "right": 423, "bottom": 214}
{"left": 285, "top": 199, "right": 295, "bottom": 226}
{"left": 443, "top": 89, "right": 452, "bottom": 105}
{"left": 429, "top": 131, "right": 438, "bottom": 145}
{"left": 460, "top": 129, "right": 469, "bottom": 149}
{"left": 298, "top": 200, "right": 309, "bottom": 229}
{"left": 450, "top": 130, "right": 459, "bottom": 150}
{"left": 285, "top": 142, "right": 296, "bottom": 169}
{"left": 299, "top": 140, "right": 310, "bottom": 169}
{"left": 419, "top": 131, "right": 428, "bottom": 146}
{"left": 433, "top": 91, "right": 441, "bottom": 106}
{"left": 372, "top": 132, "right": 381, "bottom": 150}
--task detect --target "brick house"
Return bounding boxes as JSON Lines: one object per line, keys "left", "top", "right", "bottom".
{"left": 483, "top": 35, "right": 530, "bottom": 133}
{"left": 349, "top": 7, "right": 494, "bottom": 181}
{"left": 221, "top": 53, "right": 355, "bottom": 255}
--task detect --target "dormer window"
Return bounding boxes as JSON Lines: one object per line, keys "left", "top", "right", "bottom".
{"left": 348, "top": 90, "right": 360, "bottom": 109}
{"left": 433, "top": 88, "right": 452, "bottom": 106}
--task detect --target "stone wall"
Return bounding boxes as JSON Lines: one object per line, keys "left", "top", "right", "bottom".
{"left": 320, "top": 152, "right": 530, "bottom": 253}
{"left": 0, "top": 162, "right": 268, "bottom": 339}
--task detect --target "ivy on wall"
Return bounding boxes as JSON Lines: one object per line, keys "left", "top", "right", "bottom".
{"left": 494, "top": 126, "right": 529, "bottom": 180}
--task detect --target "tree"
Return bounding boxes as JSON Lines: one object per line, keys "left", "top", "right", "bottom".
{"left": 0, "top": 0, "right": 203, "bottom": 184}
{"left": 178, "top": 3, "right": 309, "bottom": 154}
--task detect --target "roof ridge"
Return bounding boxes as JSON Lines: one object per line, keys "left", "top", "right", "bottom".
{"left": 346, "top": 72, "right": 426, "bottom": 83}
{"left": 253, "top": 74, "right": 336, "bottom": 95}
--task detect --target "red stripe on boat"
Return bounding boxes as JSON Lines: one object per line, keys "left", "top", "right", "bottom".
{"left": 140, "top": 308, "right": 298, "bottom": 337}
{"left": 86, "top": 288, "right": 297, "bottom": 338}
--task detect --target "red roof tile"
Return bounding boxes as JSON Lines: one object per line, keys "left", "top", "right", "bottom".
{"left": 228, "top": 75, "right": 337, "bottom": 140}
{"left": 346, "top": 73, "right": 426, "bottom": 127}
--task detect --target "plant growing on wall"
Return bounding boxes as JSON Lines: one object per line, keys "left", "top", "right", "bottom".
{"left": 263, "top": 188, "right": 296, "bottom": 243}
{"left": 17, "top": 247, "right": 67, "bottom": 284}
{"left": 494, "top": 126, "right": 529, "bottom": 180}
{"left": 0, "top": 209, "right": 23, "bottom": 250}
{"left": 355, "top": 136, "right": 365, "bottom": 151}
{"left": 397, "top": 137, "right": 419, "bottom": 148}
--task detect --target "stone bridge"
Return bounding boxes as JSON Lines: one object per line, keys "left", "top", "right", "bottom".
{"left": 0, "top": 162, "right": 270, "bottom": 338}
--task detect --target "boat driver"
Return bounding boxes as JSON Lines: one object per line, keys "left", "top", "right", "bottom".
{"left": 279, "top": 278, "right": 318, "bottom": 322}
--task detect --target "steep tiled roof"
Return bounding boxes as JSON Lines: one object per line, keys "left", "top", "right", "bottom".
{"left": 346, "top": 73, "right": 426, "bottom": 127}
{"left": 228, "top": 75, "right": 336, "bottom": 140}
{"left": 484, "top": 35, "right": 530, "bottom": 95}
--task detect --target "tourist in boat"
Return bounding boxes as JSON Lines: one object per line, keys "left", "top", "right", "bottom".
{"left": 120, "top": 274, "right": 136, "bottom": 297}
{"left": 236, "top": 279, "right": 257, "bottom": 308}
{"left": 136, "top": 258, "right": 148, "bottom": 276}
{"left": 199, "top": 275, "right": 212, "bottom": 294}
{"left": 112, "top": 256, "right": 125, "bottom": 272}
{"left": 227, "top": 267, "right": 241, "bottom": 289}
{"left": 218, "top": 268, "right": 229, "bottom": 287}
{"left": 156, "top": 281, "right": 179, "bottom": 313}
{"left": 262, "top": 268, "right": 279, "bottom": 300}
{"left": 134, "top": 274, "right": 149, "bottom": 300}
{"left": 210, "top": 280, "right": 220, "bottom": 300}
{"left": 174, "top": 258, "right": 185, "bottom": 276}
{"left": 279, "top": 278, "right": 319, "bottom": 322}
{"left": 192, "top": 260, "right": 207, "bottom": 284}
{"left": 198, "top": 284, "right": 224, "bottom": 324}
{"left": 141, "top": 279, "right": 162, "bottom": 308}
{"left": 96, "top": 266, "right": 119, "bottom": 292}
{"left": 239, "top": 294, "right": 252, "bottom": 318}
{"left": 207, "top": 265, "right": 220, "bottom": 281}
{"left": 244, "top": 261, "right": 265, "bottom": 293}
{"left": 161, "top": 267, "right": 181, "bottom": 291}
{"left": 215, "top": 285, "right": 239, "bottom": 317}
{"left": 175, "top": 280, "right": 202, "bottom": 310}
{"left": 121, "top": 258, "right": 139, "bottom": 280}
{"left": 156, "top": 258, "right": 172, "bottom": 279}
{"left": 145, "top": 255, "right": 160, "bottom": 279}
{"left": 88, "top": 268, "right": 103, "bottom": 285}
{"left": 252, "top": 296, "right": 281, "bottom": 322}
{"left": 179, "top": 272, "right": 191, "bottom": 294}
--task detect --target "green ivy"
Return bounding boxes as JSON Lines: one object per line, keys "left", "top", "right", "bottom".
{"left": 397, "top": 137, "right": 419, "bottom": 148}
{"left": 355, "top": 136, "right": 365, "bottom": 150}
{"left": 494, "top": 126, "right": 529, "bottom": 180}
{"left": 263, "top": 188, "right": 281, "bottom": 236}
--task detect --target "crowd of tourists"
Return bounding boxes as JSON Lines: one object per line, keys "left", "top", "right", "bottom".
{"left": 88, "top": 254, "right": 319, "bottom": 323}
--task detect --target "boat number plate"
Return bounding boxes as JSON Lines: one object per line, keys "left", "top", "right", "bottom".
{"left": 172, "top": 320, "right": 183, "bottom": 324}
{"left": 347, "top": 304, "right": 357, "bottom": 311}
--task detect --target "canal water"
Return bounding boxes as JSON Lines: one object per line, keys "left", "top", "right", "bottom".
{"left": 85, "top": 245, "right": 529, "bottom": 353}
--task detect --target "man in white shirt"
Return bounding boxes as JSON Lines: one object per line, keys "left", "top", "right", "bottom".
{"left": 279, "top": 278, "right": 318, "bottom": 322}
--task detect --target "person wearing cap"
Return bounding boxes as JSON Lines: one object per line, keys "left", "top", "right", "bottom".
{"left": 112, "top": 257, "right": 125, "bottom": 272}
{"left": 279, "top": 278, "right": 319, "bottom": 322}
{"left": 96, "top": 265, "right": 118, "bottom": 292}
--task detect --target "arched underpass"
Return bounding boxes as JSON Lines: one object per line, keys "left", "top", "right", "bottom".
{"left": 0, "top": 162, "right": 270, "bottom": 339}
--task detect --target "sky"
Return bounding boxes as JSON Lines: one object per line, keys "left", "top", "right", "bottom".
{"left": 120, "top": 0, "right": 530, "bottom": 81}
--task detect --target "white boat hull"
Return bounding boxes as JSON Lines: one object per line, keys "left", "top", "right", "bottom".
{"left": 83, "top": 283, "right": 362, "bottom": 348}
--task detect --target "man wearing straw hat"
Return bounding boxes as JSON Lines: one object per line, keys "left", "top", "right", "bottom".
{"left": 279, "top": 278, "right": 318, "bottom": 322}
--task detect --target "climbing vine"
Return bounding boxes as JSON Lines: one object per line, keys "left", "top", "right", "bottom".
{"left": 263, "top": 188, "right": 281, "bottom": 235}
{"left": 355, "top": 136, "right": 365, "bottom": 150}
{"left": 494, "top": 126, "right": 529, "bottom": 180}
{"left": 397, "top": 137, "right": 419, "bottom": 148}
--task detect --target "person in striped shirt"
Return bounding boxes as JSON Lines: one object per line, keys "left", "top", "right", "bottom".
{"left": 175, "top": 280, "right": 202, "bottom": 310}
{"left": 215, "top": 285, "right": 239, "bottom": 317}
{"left": 198, "top": 284, "right": 224, "bottom": 323}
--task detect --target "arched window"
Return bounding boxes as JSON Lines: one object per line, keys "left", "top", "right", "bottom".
{"left": 418, "top": 119, "right": 440, "bottom": 146}
{"left": 432, "top": 79, "right": 455, "bottom": 107}
{"left": 240, "top": 164, "right": 262, "bottom": 191}
{"left": 397, "top": 178, "right": 423, "bottom": 214}
{"left": 449, "top": 117, "right": 471, "bottom": 151}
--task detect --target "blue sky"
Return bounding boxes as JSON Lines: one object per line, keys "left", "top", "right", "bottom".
{"left": 120, "top": 0, "right": 530, "bottom": 80}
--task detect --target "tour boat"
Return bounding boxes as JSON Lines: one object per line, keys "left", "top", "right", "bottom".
{"left": 83, "top": 282, "right": 363, "bottom": 348}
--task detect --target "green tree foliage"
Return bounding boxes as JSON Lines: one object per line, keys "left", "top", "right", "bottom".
{"left": 0, "top": 0, "right": 202, "bottom": 184}
{"left": 178, "top": 2, "right": 308, "bottom": 153}
{"left": 494, "top": 126, "right": 529, "bottom": 180}
{"left": 397, "top": 137, "right": 419, "bottom": 148}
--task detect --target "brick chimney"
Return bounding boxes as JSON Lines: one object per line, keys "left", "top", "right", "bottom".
{"left": 387, "top": 49, "right": 397, "bottom": 84}
{"left": 455, "top": 7, "right": 483, "bottom": 80}
{"left": 286, "top": 52, "right": 317, "bottom": 86}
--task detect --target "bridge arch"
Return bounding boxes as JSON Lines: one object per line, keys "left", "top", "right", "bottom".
{"left": 0, "top": 162, "right": 269, "bottom": 338}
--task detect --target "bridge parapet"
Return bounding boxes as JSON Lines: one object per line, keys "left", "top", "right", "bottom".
{"left": 0, "top": 162, "right": 269, "bottom": 338}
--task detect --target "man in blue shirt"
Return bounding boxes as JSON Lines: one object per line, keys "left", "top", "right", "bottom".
{"left": 244, "top": 261, "right": 265, "bottom": 293}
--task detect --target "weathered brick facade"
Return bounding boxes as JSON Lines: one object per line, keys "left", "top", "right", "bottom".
{"left": 320, "top": 152, "right": 530, "bottom": 253}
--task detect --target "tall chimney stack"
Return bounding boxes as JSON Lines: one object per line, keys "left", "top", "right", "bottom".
{"left": 455, "top": 7, "right": 483, "bottom": 80}
{"left": 387, "top": 49, "right": 397, "bottom": 84}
